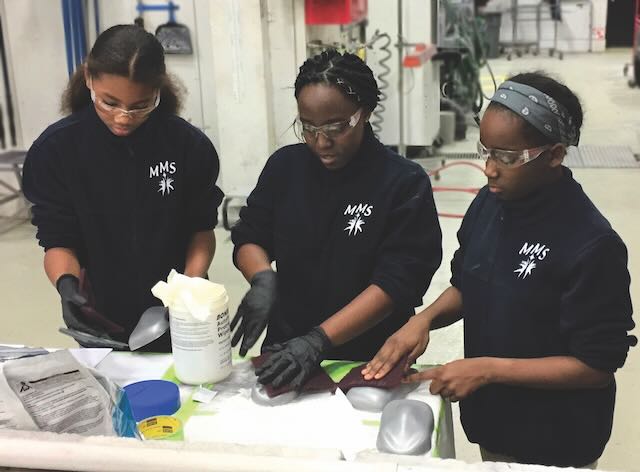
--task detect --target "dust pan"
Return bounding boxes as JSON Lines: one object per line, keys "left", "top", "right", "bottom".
{"left": 155, "top": 1, "right": 192, "bottom": 55}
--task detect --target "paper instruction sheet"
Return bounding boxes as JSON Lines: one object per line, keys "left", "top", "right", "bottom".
{"left": 0, "top": 350, "right": 115, "bottom": 435}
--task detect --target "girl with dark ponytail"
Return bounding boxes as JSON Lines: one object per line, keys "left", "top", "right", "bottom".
{"left": 62, "top": 24, "right": 183, "bottom": 124}
{"left": 230, "top": 49, "right": 443, "bottom": 391}
{"left": 23, "top": 25, "right": 224, "bottom": 351}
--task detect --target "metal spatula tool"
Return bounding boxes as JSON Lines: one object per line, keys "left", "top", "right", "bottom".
{"left": 128, "top": 306, "right": 170, "bottom": 351}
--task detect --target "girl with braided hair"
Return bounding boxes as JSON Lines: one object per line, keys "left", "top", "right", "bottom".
{"left": 230, "top": 49, "right": 443, "bottom": 390}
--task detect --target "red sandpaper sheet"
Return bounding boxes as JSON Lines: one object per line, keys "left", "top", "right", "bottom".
{"left": 251, "top": 353, "right": 337, "bottom": 398}
{"left": 336, "top": 354, "right": 410, "bottom": 393}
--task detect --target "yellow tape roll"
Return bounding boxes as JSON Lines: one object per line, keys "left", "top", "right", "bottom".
{"left": 138, "top": 416, "right": 184, "bottom": 441}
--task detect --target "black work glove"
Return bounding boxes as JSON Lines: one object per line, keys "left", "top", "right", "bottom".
{"left": 230, "top": 270, "right": 278, "bottom": 357}
{"left": 255, "top": 327, "right": 333, "bottom": 390}
{"left": 56, "top": 274, "right": 106, "bottom": 337}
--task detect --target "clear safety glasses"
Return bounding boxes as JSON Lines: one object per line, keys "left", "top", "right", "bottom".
{"left": 296, "top": 108, "right": 362, "bottom": 141}
{"left": 477, "top": 140, "right": 553, "bottom": 168}
{"left": 89, "top": 79, "right": 160, "bottom": 119}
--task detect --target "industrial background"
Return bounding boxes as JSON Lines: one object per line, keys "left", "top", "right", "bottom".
{"left": 0, "top": 0, "right": 639, "bottom": 470}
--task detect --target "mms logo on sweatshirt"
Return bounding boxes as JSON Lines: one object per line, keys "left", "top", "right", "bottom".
{"left": 514, "top": 242, "right": 550, "bottom": 279}
{"left": 343, "top": 203, "right": 374, "bottom": 236}
{"left": 149, "top": 161, "right": 177, "bottom": 196}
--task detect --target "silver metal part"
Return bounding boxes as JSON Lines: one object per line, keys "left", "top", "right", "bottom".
{"left": 377, "top": 399, "right": 434, "bottom": 455}
{"left": 250, "top": 382, "right": 299, "bottom": 407}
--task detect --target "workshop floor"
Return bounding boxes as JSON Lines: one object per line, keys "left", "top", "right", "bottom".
{"left": 1, "top": 49, "right": 638, "bottom": 471}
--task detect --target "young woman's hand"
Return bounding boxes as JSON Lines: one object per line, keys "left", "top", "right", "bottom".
{"left": 361, "top": 314, "right": 431, "bottom": 380}
{"left": 57, "top": 274, "right": 105, "bottom": 337}
{"left": 403, "top": 358, "right": 494, "bottom": 402}
{"left": 256, "top": 327, "right": 332, "bottom": 389}
{"left": 230, "top": 270, "right": 278, "bottom": 356}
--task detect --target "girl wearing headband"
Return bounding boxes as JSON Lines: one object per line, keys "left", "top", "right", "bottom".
{"left": 364, "top": 72, "right": 635, "bottom": 468}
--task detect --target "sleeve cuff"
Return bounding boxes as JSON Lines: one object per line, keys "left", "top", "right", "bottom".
{"left": 370, "top": 276, "right": 413, "bottom": 310}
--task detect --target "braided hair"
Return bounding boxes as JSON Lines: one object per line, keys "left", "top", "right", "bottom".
{"left": 294, "top": 49, "right": 380, "bottom": 112}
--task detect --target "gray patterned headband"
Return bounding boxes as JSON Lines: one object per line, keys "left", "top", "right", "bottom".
{"left": 490, "top": 80, "right": 579, "bottom": 146}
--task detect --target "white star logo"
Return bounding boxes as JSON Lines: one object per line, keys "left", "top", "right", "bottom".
{"left": 344, "top": 215, "right": 365, "bottom": 236}
{"left": 158, "top": 174, "right": 174, "bottom": 196}
{"left": 514, "top": 256, "right": 537, "bottom": 279}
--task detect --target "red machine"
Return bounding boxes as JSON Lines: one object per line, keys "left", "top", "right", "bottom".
{"left": 304, "top": 0, "right": 367, "bottom": 25}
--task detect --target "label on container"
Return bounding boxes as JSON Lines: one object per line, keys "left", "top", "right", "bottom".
{"left": 171, "top": 313, "right": 216, "bottom": 350}
{"left": 170, "top": 306, "right": 232, "bottom": 385}
{"left": 138, "top": 416, "right": 183, "bottom": 440}
{"left": 215, "top": 309, "right": 232, "bottom": 368}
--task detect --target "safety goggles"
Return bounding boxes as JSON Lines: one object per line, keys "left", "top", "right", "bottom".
{"left": 296, "top": 108, "right": 362, "bottom": 141}
{"left": 89, "top": 79, "right": 160, "bottom": 119}
{"left": 477, "top": 141, "right": 552, "bottom": 168}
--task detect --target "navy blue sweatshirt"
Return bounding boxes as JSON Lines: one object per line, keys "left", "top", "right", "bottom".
{"left": 451, "top": 168, "right": 635, "bottom": 467}
{"left": 232, "top": 126, "right": 443, "bottom": 361}
{"left": 23, "top": 106, "right": 224, "bottom": 348}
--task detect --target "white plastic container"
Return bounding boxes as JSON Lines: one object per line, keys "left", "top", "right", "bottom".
{"left": 169, "top": 292, "right": 231, "bottom": 385}
{"left": 152, "top": 271, "right": 232, "bottom": 385}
